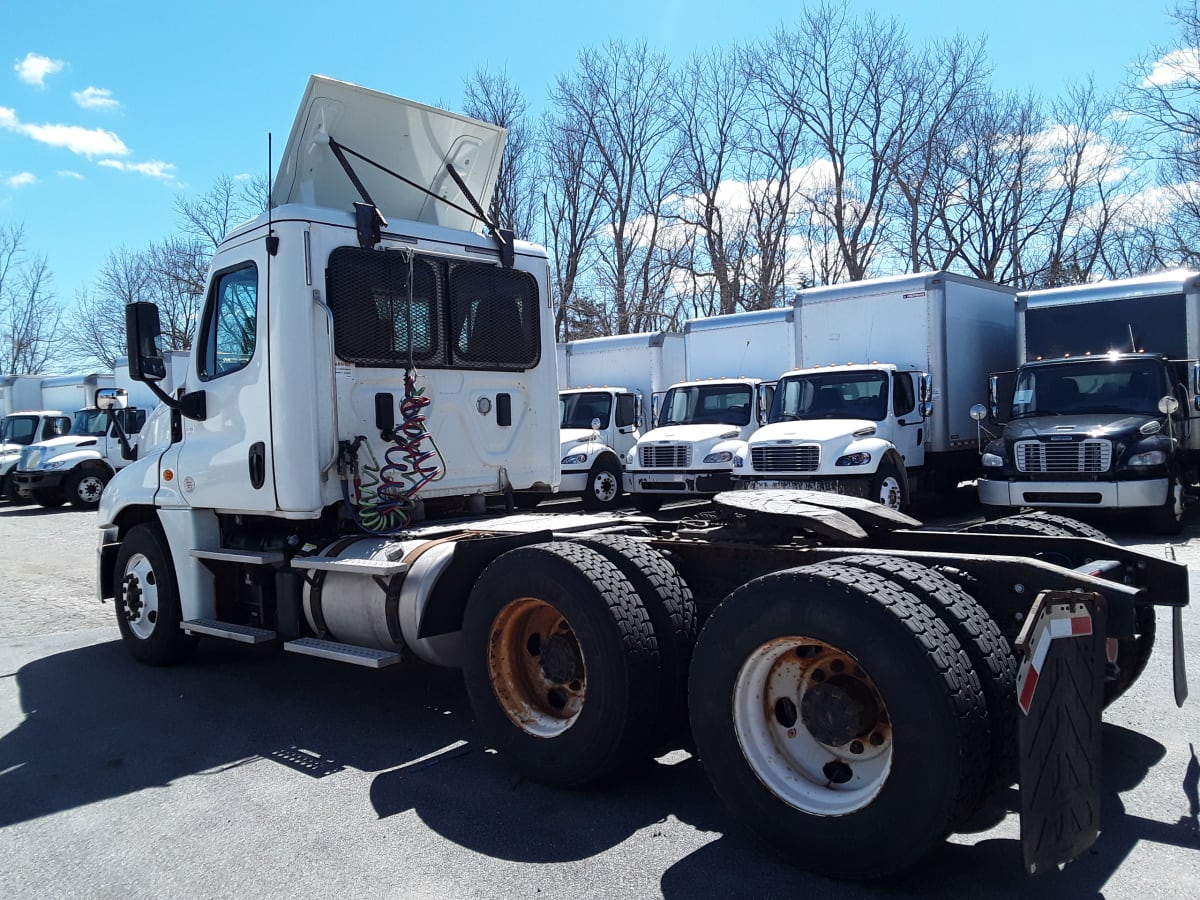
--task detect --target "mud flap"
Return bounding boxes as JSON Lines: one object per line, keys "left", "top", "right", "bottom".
{"left": 1014, "top": 590, "right": 1106, "bottom": 875}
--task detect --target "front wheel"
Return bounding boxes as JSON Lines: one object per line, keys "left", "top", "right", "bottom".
{"left": 581, "top": 457, "right": 623, "bottom": 511}
{"left": 66, "top": 468, "right": 110, "bottom": 509}
{"left": 689, "top": 563, "right": 988, "bottom": 879}
{"left": 114, "top": 524, "right": 197, "bottom": 665}
{"left": 869, "top": 460, "right": 908, "bottom": 512}
{"left": 1, "top": 473, "right": 19, "bottom": 504}
{"left": 1146, "top": 476, "right": 1184, "bottom": 536}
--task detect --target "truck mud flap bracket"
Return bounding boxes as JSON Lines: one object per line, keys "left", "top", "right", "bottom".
{"left": 1015, "top": 590, "right": 1105, "bottom": 875}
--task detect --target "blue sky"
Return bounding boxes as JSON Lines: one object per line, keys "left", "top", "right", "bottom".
{"left": 0, "top": 1, "right": 1185, "bottom": 310}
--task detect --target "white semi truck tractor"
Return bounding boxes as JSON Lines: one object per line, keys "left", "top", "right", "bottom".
{"left": 97, "top": 76, "right": 1188, "bottom": 880}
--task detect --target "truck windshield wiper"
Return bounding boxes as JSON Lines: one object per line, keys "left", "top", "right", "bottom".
{"left": 1011, "top": 409, "right": 1059, "bottom": 418}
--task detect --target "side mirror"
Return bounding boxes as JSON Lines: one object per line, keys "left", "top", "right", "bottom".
{"left": 1159, "top": 395, "right": 1180, "bottom": 416}
{"left": 918, "top": 373, "right": 932, "bottom": 404}
{"left": 970, "top": 403, "right": 988, "bottom": 422}
{"left": 95, "top": 388, "right": 127, "bottom": 410}
{"left": 126, "top": 302, "right": 167, "bottom": 382}
{"left": 988, "top": 375, "right": 1000, "bottom": 421}
{"left": 590, "top": 417, "right": 602, "bottom": 432}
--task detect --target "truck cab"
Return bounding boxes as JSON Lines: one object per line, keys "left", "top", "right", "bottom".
{"left": 14, "top": 392, "right": 146, "bottom": 508}
{"left": 0, "top": 410, "right": 73, "bottom": 502}
{"left": 735, "top": 363, "right": 929, "bottom": 510}
{"left": 977, "top": 352, "right": 1187, "bottom": 531}
{"left": 623, "top": 377, "right": 772, "bottom": 511}
{"left": 554, "top": 386, "right": 640, "bottom": 510}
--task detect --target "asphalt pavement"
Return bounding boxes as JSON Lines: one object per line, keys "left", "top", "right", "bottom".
{"left": 1, "top": 497, "right": 1197, "bottom": 898}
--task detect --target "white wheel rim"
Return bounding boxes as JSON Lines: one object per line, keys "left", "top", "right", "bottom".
{"left": 593, "top": 470, "right": 619, "bottom": 503}
{"left": 732, "top": 636, "right": 892, "bottom": 816}
{"left": 877, "top": 476, "right": 902, "bottom": 509}
{"left": 488, "top": 597, "right": 586, "bottom": 737}
{"left": 77, "top": 475, "right": 104, "bottom": 502}
{"left": 121, "top": 552, "right": 160, "bottom": 640}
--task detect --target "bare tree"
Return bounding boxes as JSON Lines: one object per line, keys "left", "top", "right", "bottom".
{"left": 175, "top": 174, "right": 265, "bottom": 251}
{"left": 0, "top": 224, "right": 61, "bottom": 373}
{"left": 463, "top": 69, "right": 539, "bottom": 241}
{"left": 553, "top": 42, "right": 680, "bottom": 334}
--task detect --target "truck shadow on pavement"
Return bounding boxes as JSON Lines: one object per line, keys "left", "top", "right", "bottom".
{"left": 3, "top": 638, "right": 1195, "bottom": 892}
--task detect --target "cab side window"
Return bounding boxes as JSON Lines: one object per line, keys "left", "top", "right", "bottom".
{"left": 198, "top": 263, "right": 258, "bottom": 380}
{"left": 893, "top": 373, "right": 916, "bottom": 417}
{"left": 616, "top": 394, "right": 638, "bottom": 428}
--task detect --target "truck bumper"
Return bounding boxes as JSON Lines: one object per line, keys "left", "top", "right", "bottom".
{"left": 735, "top": 475, "right": 872, "bottom": 499}
{"left": 13, "top": 469, "right": 66, "bottom": 496}
{"left": 624, "top": 470, "right": 733, "bottom": 495}
{"left": 978, "top": 476, "right": 1168, "bottom": 509}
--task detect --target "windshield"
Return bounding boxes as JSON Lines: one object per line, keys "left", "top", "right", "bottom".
{"left": 560, "top": 391, "right": 613, "bottom": 429}
{"left": 69, "top": 409, "right": 111, "bottom": 437}
{"left": 657, "top": 384, "right": 752, "bottom": 428}
{"left": 1011, "top": 360, "right": 1168, "bottom": 418}
{"left": 769, "top": 371, "right": 889, "bottom": 423}
{"left": 0, "top": 415, "right": 39, "bottom": 445}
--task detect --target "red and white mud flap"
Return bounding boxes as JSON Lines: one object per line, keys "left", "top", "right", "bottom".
{"left": 1014, "top": 590, "right": 1107, "bottom": 876}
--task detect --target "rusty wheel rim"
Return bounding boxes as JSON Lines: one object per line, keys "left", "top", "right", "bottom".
{"left": 488, "top": 597, "right": 586, "bottom": 738}
{"left": 733, "top": 636, "right": 892, "bottom": 815}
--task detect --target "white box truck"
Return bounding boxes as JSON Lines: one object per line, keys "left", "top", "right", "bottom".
{"left": 12, "top": 360, "right": 176, "bottom": 509}
{"left": 541, "top": 332, "right": 684, "bottom": 510}
{"left": 93, "top": 76, "right": 1186, "bottom": 881}
{"left": 734, "top": 272, "right": 1017, "bottom": 511}
{"left": 623, "top": 307, "right": 794, "bottom": 511}
{"left": 976, "top": 269, "right": 1200, "bottom": 533}
{"left": 0, "top": 374, "right": 46, "bottom": 418}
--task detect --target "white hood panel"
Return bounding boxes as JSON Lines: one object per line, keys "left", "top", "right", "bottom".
{"left": 272, "top": 76, "right": 506, "bottom": 233}
{"left": 751, "top": 419, "right": 877, "bottom": 445}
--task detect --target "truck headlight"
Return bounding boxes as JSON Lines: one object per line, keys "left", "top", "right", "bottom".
{"left": 835, "top": 452, "right": 872, "bottom": 467}
{"left": 41, "top": 460, "right": 67, "bottom": 470}
{"left": 703, "top": 450, "right": 734, "bottom": 464}
{"left": 1126, "top": 449, "right": 1167, "bottom": 467}
{"left": 561, "top": 453, "right": 588, "bottom": 465}
{"left": 981, "top": 452, "right": 1005, "bottom": 468}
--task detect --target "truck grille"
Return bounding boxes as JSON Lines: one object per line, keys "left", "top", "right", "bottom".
{"left": 639, "top": 444, "right": 691, "bottom": 468}
{"left": 751, "top": 445, "right": 821, "bottom": 473}
{"left": 1015, "top": 439, "right": 1112, "bottom": 473}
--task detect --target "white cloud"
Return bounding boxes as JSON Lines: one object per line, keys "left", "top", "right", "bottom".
{"left": 234, "top": 172, "right": 253, "bottom": 181}
{"left": 4, "top": 172, "right": 37, "bottom": 188}
{"left": 72, "top": 86, "right": 119, "bottom": 111}
{"left": 98, "top": 158, "right": 179, "bottom": 183}
{"left": 0, "top": 105, "right": 129, "bottom": 157}
{"left": 57, "top": 170, "right": 84, "bottom": 180}
{"left": 14, "top": 52, "right": 64, "bottom": 87}
{"left": 1142, "top": 48, "right": 1200, "bottom": 87}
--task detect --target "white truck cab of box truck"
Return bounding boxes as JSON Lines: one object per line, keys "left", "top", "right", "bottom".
{"left": 0, "top": 409, "right": 73, "bottom": 502}
{"left": 623, "top": 308, "right": 793, "bottom": 511}
{"left": 545, "top": 332, "right": 684, "bottom": 510}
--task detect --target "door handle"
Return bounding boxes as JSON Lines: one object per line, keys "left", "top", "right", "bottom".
{"left": 248, "top": 442, "right": 266, "bottom": 489}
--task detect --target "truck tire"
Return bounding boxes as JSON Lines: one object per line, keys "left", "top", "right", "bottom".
{"left": 688, "top": 563, "right": 988, "bottom": 879}
{"left": 1003, "top": 511, "right": 1110, "bottom": 541}
{"left": 829, "top": 554, "right": 1019, "bottom": 796}
{"left": 461, "top": 542, "right": 660, "bottom": 787}
{"left": 960, "top": 515, "right": 1073, "bottom": 539}
{"left": 569, "top": 534, "right": 697, "bottom": 748}
{"left": 869, "top": 459, "right": 908, "bottom": 512}
{"left": 31, "top": 487, "right": 66, "bottom": 508}
{"left": 114, "top": 523, "right": 198, "bottom": 666}
{"left": 1, "top": 473, "right": 19, "bottom": 504}
{"left": 66, "top": 468, "right": 110, "bottom": 509}
{"left": 1146, "top": 475, "right": 1185, "bottom": 536}
{"left": 582, "top": 457, "right": 623, "bottom": 511}
{"left": 632, "top": 493, "right": 663, "bottom": 514}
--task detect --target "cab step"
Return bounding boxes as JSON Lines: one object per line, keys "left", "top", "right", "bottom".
{"left": 190, "top": 548, "right": 286, "bottom": 565}
{"left": 181, "top": 618, "right": 276, "bottom": 643}
{"left": 289, "top": 556, "right": 409, "bottom": 577}
{"left": 283, "top": 638, "right": 403, "bottom": 668}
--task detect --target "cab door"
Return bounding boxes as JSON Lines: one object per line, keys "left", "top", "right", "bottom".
{"left": 167, "top": 247, "right": 278, "bottom": 512}
{"left": 890, "top": 371, "right": 926, "bottom": 468}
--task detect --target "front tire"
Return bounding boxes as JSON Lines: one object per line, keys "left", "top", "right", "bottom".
{"left": 869, "top": 459, "right": 908, "bottom": 512}
{"left": 1, "top": 473, "right": 19, "bottom": 504}
{"left": 461, "top": 542, "right": 661, "bottom": 786}
{"left": 581, "top": 457, "right": 623, "bottom": 511}
{"left": 689, "top": 563, "right": 988, "bottom": 879}
{"left": 114, "top": 524, "right": 198, "bottom": 665}
{"left": 66, "top": 468, "right": 110, "bottom": 509}
{"left": 1146, "top": 475, "right": 1184, "bottom": 536}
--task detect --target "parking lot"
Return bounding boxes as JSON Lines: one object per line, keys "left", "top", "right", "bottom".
{"left": 1, "top": 497, "right": 1197, "bottom": 898}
